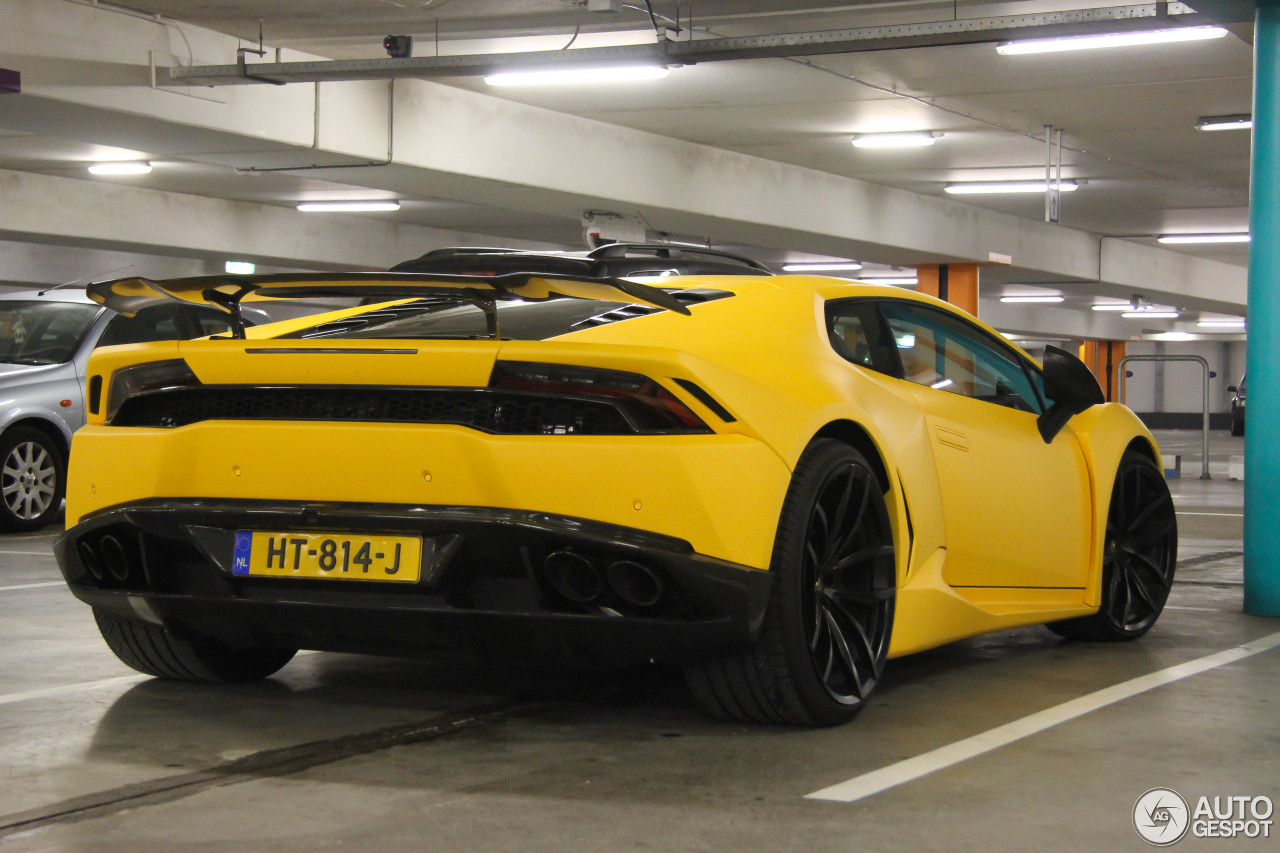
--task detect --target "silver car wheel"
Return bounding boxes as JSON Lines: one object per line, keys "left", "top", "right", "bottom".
{"left": 2, "top": 440, "right": 57, "bottom": 521}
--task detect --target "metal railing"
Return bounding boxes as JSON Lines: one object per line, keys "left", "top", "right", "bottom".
{"left": 1117, "top": 354, "right": 1211, "bottom": 480}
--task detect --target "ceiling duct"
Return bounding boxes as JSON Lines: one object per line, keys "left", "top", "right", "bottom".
{"left": 166, "top": 4, "right": 1219, "bottom": 86}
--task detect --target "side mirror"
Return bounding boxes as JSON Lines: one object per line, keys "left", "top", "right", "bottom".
{"left": 1228, "top": 385, "right": 1238, "bottom": 393}
{"left": 1037, "top": 345, "right": 1106, "bottom": 443}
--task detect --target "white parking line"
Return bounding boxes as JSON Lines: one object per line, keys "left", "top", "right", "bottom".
{"left": 0, "top": 550, "right": 56, "bottom": 556}
{"left": 806, "top": 630, "right": 1280, "bottom": 804}
{"left": 0, "top": 581, "right": 64, "bottom": 592}
{"left": 0, "top": 674, "right": 150, "bottom": 706}
{"left": 0, "top": 651, "right": 323, "bottom": 707}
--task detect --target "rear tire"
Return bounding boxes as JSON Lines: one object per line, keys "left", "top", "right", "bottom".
{"left": 94, "top": 608, "right": 297, "bottom": 682}
{"left": 685, "top": 440, "right": 896, "bottom": 726}
{"left": 1048, "top": 450, "right": 1177, "bottom": 641}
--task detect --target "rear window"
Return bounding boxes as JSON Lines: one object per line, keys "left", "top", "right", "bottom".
{"left": 284, "top": 291, "right": 731, "bottom": 342}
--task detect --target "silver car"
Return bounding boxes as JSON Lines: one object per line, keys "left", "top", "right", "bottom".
{"left": 0, "top": 287, "right": 259, "bottom": 531}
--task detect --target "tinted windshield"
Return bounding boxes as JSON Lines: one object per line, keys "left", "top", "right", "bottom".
{"left": 285, "top": 299, "right": 609, "bottom": 341}
{"left": 0, "top": 301, "right": 102, "bottom": 365}
{"left": 286, "top": 298, "right": 648, "bottom": 341}
{"left": 284, "top": 290, "right": 731, "bottom": 342}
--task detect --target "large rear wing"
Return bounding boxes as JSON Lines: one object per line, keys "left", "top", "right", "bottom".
{"left": 87, "top": 271, "right": 691, "bottom": 339}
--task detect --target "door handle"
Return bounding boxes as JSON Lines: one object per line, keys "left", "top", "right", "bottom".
{"left": 935, "top": 426, "right": 969, "bottom": 451}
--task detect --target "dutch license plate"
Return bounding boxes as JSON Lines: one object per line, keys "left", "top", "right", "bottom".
{"left": 232, "top": 531, "right": 423, "bottom": 582}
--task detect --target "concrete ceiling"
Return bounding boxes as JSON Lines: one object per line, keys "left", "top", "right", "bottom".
{"left": 0, "top": 0, "right": 1256, "bottom": 338}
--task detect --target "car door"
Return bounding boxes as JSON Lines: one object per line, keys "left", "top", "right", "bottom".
{"left": 877, "top": 301, "right": 1092, "bottom": 589}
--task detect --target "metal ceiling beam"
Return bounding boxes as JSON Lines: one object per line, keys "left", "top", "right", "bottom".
{"left": 1183, "top": 0, "right": 1257, "bottom": 25}
{"left": 167, "top": 4, "right": 1214, "bottom": 86}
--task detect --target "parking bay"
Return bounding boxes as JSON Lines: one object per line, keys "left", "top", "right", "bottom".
{"left": 0, "top": 430, "right": 1274, "bottom": 852}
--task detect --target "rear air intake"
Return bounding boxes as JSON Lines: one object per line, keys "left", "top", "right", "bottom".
{"left": 109, "top": 376, "right": 711, "bottom": 436}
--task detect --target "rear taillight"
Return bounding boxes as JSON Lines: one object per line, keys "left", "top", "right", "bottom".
{"left": 106, "top": 359, "right": 201, "bottom": 422}
{"left": 490, "top": 361, "right": 710, "bottom": 433}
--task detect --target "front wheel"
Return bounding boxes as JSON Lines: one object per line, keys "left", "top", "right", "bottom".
{"left": 94, "top": 608, "right": 297, "bottom": 682}
{"left": 1048, "top": 450, "right": 1177, "bottom": 641}
{"left": 685, "top": 440, "right": 896, "bottom": 726}
{"left": 0, "top": 426, "right": 65, "bottom": 532}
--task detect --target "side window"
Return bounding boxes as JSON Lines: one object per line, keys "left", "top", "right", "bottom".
{"left": 96, "top": 305, "right": 186, "bottom": 348}
{"left": 880, "top": 303, "right": 1043, "bottom": 414}
{"left": 826, "top": 300, "right": 901, "bottom": 377}
{"left": 189, "top": 307, "right": 239, "bottom": 337}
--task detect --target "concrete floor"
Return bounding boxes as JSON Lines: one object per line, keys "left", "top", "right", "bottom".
{"left": 0, "top": 430, "right": 1275, "bottom": 852}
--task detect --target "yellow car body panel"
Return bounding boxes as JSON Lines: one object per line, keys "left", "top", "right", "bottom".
{"left": 903, "top": 382, "right": 1095, "bottom": 589}
{"left": 68, "top": 424, "right": 791, "bottom": 571}
{"left": 65, "top": 273, "right": 1163, "bottom": 665}
{"left": 889, "top": 549, "right": 1097, "bottom": 657}
{"left": 1062, "top": 404, "right": 1162, "bottom": 608}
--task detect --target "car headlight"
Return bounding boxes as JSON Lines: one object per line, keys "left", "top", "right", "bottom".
{"left": 106, "top": 359, "right": 201, "bottom": 422}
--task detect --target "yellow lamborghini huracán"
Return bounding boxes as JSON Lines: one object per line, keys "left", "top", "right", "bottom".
{"left": 56, "top": 269, "right": 1176, "bottom": 726}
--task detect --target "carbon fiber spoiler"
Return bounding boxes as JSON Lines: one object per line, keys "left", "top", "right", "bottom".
{"left": 87, "top": 271, "right": 692, "bottom": 339}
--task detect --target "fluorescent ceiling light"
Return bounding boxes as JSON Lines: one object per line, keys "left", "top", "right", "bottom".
{"left": 485, "top": 65, "right": 669, "bottom": 86}
{"left": 1158, "top": 233, "right": 1250, "bottom": 244}
{"left": 1123, "top": 311, "right": 1179, "bottom": 319}
{"left": 851, "top": 132, "right": 939, "bottom": 148}
{"left": 946, "top": 181, "right": 1078, "bottom": 195}
{"left": 862, "top": 276, "right": 918, "bottom": 286}
{"left": 224, "top": 261, "right": 256, "bottom": 275}
{"left": 1000, "top": 295, "right": 1064, "bottom": 303}
{"left": 1092, "top": 303, "right": 1136, "bottom": 311}
{"left": 1197, "top": 319, "right": 1246, "bottom": 328}
{"left": 1196, "top": 114, "right": 1252, "bottom": 131}
{"left": 783, "top": 262, "right": 863, "bottom": 272}
{"left": 296, "top": 201, "right": 401, "bottom": 212}
{"left": 88, "top": 161, "right": 151, "bottom": 175}
{"left": 996, "top": 26, "right": 1228, "bottom": 56}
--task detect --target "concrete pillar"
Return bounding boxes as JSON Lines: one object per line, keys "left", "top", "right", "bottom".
{"left": 1079, "top": 340, "right": 1127, "bottom": 402}
{"left": 917, "top": 264, "right": 979, "bottom": 316}
{"left": 1246, "top": 0, "right": 1280, "bottom": 616}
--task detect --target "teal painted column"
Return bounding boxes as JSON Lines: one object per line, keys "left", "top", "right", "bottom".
{"left": 1246, "top": 0, "right": 1280, "bottom": 616}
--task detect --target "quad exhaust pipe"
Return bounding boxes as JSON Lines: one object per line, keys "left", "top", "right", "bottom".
{"left": 543, "top": 550, "right": 665, "bottom": 609}
{"left": 100, "top": 535, "right": 130, "bottom": 582}
{"left": 543, "top": 551, "right": 603, "bottom": 603}
{"left": 77, "top": 534, "right": 134, "bottom": 584}
{"left": 606, "top": 560, "right": 664, "bottom": 608}
{"left": 78, "top": 541, "right": 103, "bottom": 582}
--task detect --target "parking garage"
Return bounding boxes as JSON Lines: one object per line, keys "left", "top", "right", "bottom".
{"left": 0, "top": 1, "right": 1275, "bottom": 850}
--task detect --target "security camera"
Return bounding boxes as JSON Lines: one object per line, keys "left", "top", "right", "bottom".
{"left": 383, "top": 35, "right": 412, "bottom": 59}
{"left": 582, "top": 211, "right": 647, "bottom": 249}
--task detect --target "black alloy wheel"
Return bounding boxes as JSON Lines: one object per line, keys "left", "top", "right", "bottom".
{"left": 1049, "top": 450, "right": 1177, "bottom": 641}
{"left": 685, "top": 439, "right": 896, "bottom": 726}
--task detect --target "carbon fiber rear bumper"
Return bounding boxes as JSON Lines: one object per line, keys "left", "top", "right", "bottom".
{"left": 55, "top": 499, "right": 773, "bottom": 667}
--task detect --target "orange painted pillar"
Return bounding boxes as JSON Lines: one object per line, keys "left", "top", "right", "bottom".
{"left": 916, "top": 264, "right": 979, "bottom": 317}
{"left": 1079, "top": 340, "right": 1127, "bottom": 402}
